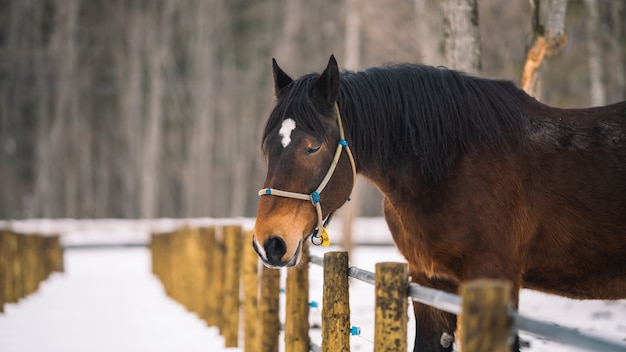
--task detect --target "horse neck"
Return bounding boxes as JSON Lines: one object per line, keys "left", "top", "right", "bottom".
{"left": 337, "top": 95, "right": 421, "bottom": 191}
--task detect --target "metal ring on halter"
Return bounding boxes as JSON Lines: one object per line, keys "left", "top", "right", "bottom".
{"left": 311, "top": 233, "right": 324, "bottom": 246}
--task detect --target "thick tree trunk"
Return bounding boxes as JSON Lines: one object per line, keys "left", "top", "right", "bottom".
{"left": 182, "top": 0, "right": 219, "bottom": 217}
{"left": 141, "top": 2, "right": 172, "bottom": 218}
{"left": 113, "top": 3, "right": 143, "bottom": 218}
{"left": 585, "top": 0, "right": 605, "bottom": 106}
{"left": 414, "top": 0, "right": 442, "bottom": 64}
{"left": 520, "top": 0, "right": 568, "bottom": 97}
{"left": 339, "top": 0, "right": 363, "bottom": 253}
{"left": 441, "top": 0, "right": 481, "bottom": 74}
{"left": 344, "top": 0, "right": 361, "bottom": 70}
{"left": 276, "top": 0, "right": 302, "bottom": 62}
{"left": 609, "top": 2, "right": 625, "bottom": 100}
{"left": 46, "top": 0, "right": 80, "bottom": 217}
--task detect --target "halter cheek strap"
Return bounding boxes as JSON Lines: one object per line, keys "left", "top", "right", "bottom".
{"left": 258, "top": 104, "right": 357, "bottom": 246}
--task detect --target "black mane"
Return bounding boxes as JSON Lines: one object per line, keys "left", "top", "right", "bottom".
{"left": 263, "top": 64, "right": 533, "bottom": 185}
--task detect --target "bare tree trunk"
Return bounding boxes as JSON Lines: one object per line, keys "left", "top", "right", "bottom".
{"left": 32, "top": 3, "right": 51, "bottom": 218}
{"left": 1, "top": 2, "right": 28, "bottom": 217}
{"left": 520, "top": 0, "right": 568, "bottom": 97}
{"left": 585, "top": 0, "right": 605, "bottom": 106}
{"left": 441, "top": 0, "right": 481, "bottom": 74}
{"left": 141, "top": 1, "right": 172, "bottom": 218}
{"left": 43, "top": 0, "right": 80, "bottom": 217}
{"left": 113, "top": 3, "right": 143, "bottom": 218}
{"left": 344, "top": 0, "right": 361, "bottom": 70}
{"left": 180, "top": 0, "right": 219, "bottom": 217}
{"left": 276, "top": 0, "right": 302, "bottom": 62}
{"left": 339, "top": 0, "right": 362, "bottom": 253}
{"left": 414, "top": 0, "right": 442, "bottom": 64}
{"left": 609, "top": 1, "right": 625, "bottom": 101}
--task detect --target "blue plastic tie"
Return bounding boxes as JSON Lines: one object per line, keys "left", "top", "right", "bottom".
{"left": 311, "top": 191, "right": 320, "bottom": 204}
{"left": 265, "top": 189, "right": 272, "bottom": 195}
{"left": 339, "top": 139, "right": 348, "bottom": 147}
{"left": 309, "top": 301, "right": 319, "bottom": 308}
{"left": 280, "top": 288, "right": 285, "bottom": 294}
{"left": 350, "top": 326, "right": 361, "bottom": 336}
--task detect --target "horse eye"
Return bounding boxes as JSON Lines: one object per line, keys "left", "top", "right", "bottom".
{"left": 305, "top": 146, "right": 321, "bottom": 155}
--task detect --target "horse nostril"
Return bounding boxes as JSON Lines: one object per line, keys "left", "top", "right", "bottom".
{"left": 264, "top": 236, "right": 287, "bottom": 264}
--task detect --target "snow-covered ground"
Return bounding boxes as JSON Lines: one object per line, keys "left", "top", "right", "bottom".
{"left": 0, "top": 218, "right": 625, "bottom": 351}
{"left": 0, "top": 248, "right": 228, "bottom": 352}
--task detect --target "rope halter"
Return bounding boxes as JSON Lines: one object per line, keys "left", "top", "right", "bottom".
{"left": 258, "top": 104, "right": 357, "bottom": 246}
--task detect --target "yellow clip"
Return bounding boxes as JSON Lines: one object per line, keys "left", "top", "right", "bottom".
{"left": 321, "top": 228, "right": 330, "bottom": 247}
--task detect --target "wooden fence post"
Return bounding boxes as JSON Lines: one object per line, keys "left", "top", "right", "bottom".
{"left": 202, "top": 226, "right": 219, "bottom": 327}
{"left": 150, "top": 233, "right": 160, "bottom": 278}
{"left": 23, "top": 235, "right": 37, "bottom": 296}
{"left": 213, "top": 227, "right": 226, "bottom": 333}
{"left": 181, "top": 228, "right": 195, "bottom": 312}
{"left": 23, "top": 234, "right": 39, "bottom": 297}
{"left": 374, "top": 262, "right": 409, "bottom": 352}
{"left": 35, "top": 235, "right": 45, "bottom": 291}
{"left": 189, "top": 227, "right": 207, "bottom": 317}
{"left": 460, "top": 279, "right": 512, "bottom": 352}
{"left": 51, "top": 235, "right": 64, "bottom": 273}
{"left": 259, "top": 264, "right": 281, "bottom": 352}
{"left": 8, "top": 231, "right": 20, "bottom": 303}
{"left": 242, "top": 230, "right": 260, "bottom": 352}
{"left": 14, "top": 233, "right": 25, "bottom": 301}
{"left": 1, "top": 232, "right": 64, "bottom": 314}
{"left": 168, "top": 230, "right": 180, "bottom": 301}
{"left": 285, "top": 241, "right": 310, "bottom": 352}
{"left": 157, "top": 232, "right": 172, "bottom": 297}
{"left": 322, "top": 251, "right": 350, "bottom": 352}
{"left": 43, "top": 236, "right": 55, "bottom": 279}
{"left": 222, "top": 225, "right": 243, "bottom": 347}
{"left": 0, "top": 231, "right": 7, "bottom": 313}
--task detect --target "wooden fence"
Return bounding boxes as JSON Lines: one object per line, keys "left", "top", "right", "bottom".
{"left": 0, "top": 231, "right": 64, "bottom": 313}
{"left": 150, "top": 225, "right": 626, "bottom": 352}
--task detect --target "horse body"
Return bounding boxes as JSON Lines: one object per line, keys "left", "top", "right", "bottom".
{"left": 377, "top": 100, "right": 626, "bottom": 297}
{"left": 519, "top": 102, "right": 626, "bottom": 298}
{"left": 254, "top": 56, "right": 626, "bottom": 351}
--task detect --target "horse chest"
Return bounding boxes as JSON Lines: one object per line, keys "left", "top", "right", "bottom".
{"left": 383, "top": 196, "right": 464, "bottom": 280}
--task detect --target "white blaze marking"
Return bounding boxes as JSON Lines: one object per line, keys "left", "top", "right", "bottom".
{"left": 279, "top": 118, "right": 297, "bottom": 148}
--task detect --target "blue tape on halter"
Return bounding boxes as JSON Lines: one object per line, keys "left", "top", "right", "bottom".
{"left": 350, "top": 326, "right": 361, "bottom": 336}
{"left": 311, "top": 191, "right": 320, "bottom": 204}
{"left": 339, "top": 139, "right": 348, "bottom": 147}
{"left": 265, "top": 189, "right": 272, "bottom": 195}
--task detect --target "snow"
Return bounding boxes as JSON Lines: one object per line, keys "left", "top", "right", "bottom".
{"left": 0, "top": 219, "right": 625, "bottom": 351}
{"left": 0, "top": 248, "right": 230, "bottom": 352}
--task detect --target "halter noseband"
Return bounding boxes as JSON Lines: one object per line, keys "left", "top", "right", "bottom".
{"left": 258, "top": 104, "right": 357, "bottom": 246}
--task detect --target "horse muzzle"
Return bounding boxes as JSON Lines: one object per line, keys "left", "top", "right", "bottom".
{"left": 253, "top": 236, "right": 302, "bottom": 268}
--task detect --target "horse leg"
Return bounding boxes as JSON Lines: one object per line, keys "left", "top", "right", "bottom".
{"left": 411, "top": 272, "right": 459, "bottom": 352}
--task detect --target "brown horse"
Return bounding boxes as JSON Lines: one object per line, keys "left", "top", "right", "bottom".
{"left": 253, "top": 55, "right": 626, "bottom": 351}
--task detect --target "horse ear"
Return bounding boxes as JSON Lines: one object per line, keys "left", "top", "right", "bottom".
{"left": 311, "top": 55, "right": 340, "bottom": 110}
{"left": 272, "top": 58, "right": 293, "bottom": 96}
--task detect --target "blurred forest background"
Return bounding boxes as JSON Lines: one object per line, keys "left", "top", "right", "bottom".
{"left": 0, "top": 0, "right": 625, "bottom": 219}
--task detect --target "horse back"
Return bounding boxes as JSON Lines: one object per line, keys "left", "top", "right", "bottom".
{"left": 519, "top": 100, "right": 626, "bottom": 299}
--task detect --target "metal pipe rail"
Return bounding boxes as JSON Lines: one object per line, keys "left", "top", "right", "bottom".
{"left": 308, "top": 254, "right": 626, "bottom": 352}
{"left": 513, "top": 313, "right": 626, "bottom": 352}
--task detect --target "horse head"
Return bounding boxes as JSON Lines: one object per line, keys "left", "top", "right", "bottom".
{"left": 253, "top": 55, "right": 356, "bottom": 268}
